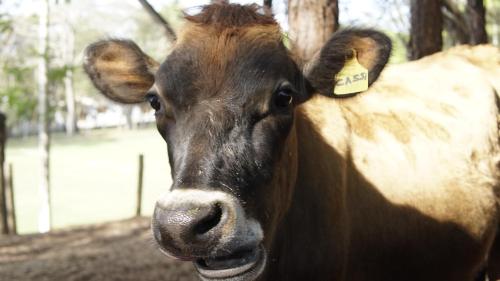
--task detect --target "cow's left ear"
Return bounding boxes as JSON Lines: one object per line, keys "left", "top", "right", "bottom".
{"left": 83, "top": 39, "right": 159, "bottom": 104}
{"left": 303, "top": 29, "right": 392, "bottom": 98}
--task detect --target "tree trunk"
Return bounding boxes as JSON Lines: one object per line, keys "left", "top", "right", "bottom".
{"left": 7, "top": 163, "right": 16, "bottom": 234}
{"left": 264, "top": 0, "right": 272, "bottom": 15}
{"left": 124, "top": 106, "right": 134, "bottom": 130}
{"left": 137, "top": 0, "right": 177, "bottom": 43}
{"left": 37, "top": 0, "right": 52, "bottom": 233}
{"left": 442, "top": 0, "right": 470, "bottom": 45}
{"left": 63, "top": 24, "right": 77, "bottom": 136}
{"left": 288, "top": 0, "right": 338, "bottom": 61}
{"left": 466, "top": 0, "right": 488, "bottom": 44}
{"left": 0, "top": 113, "right": 8, "bottom": 235}
{"left": 64, "top": 64, "right": 77, "bottom": 135}
{"left": 409, "top": 0, "right": 443, "bottom": 60}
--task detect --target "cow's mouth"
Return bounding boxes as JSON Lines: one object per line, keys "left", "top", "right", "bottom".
{"left": 194, "top": 244, "right": 266, "bottom": 280}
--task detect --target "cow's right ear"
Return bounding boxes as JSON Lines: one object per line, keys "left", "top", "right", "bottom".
{"left": 302, "top": 29, "right": 391, "bottom": 98}
{"left": 83, "top": 39, "right": 159, "bottom": 104}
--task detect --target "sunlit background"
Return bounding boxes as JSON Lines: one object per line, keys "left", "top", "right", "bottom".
{"left": 0, "top": 0, "right": 499, "bottom": 235}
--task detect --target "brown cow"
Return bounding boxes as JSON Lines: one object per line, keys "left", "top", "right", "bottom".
{"left": 83, "top": 3, "right": 500, "bottom": 281}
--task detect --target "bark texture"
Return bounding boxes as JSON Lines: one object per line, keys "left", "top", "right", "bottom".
{"left": 37, "top": 0, "right": 51, "bottom": 233}
{"left": 0, "top": 113, "right": 7, "bottom": 235}
{"left": 466, "top": 0, "right": 488, "bottom": 44}
{"left": 288, "top": 0, "right": 339, "bottom": 61}
{"left": 409, "top": 0, "right": 443, "bottom": 60}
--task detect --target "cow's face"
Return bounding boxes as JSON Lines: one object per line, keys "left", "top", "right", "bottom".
{"left": 84, "top": 4, "right": 390, "bottom": 281}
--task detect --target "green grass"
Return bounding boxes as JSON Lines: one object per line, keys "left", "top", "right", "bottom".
{"left": 6, "top": 126, "right": 172, "bottom": 234}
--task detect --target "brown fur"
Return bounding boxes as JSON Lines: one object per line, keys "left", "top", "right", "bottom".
{"left": 184, "top": 3, "right": 276, "bottom": 27}
{"left": 340, "top": 105, "right": 451, "bottom": 143}
{"left": 172, "top": 23, "right": 284, "bottom": 101}
{"left": 83, "top": 4, "right": 500, "bottom": 281}
{"left": 84, "top": 40, "right": 158, "bottom": 104}
{"left": 351, "top": 37, "right": 381, "bottom": 71}
{"left": 278, "top": 47, "right": 500, "bottom": 280}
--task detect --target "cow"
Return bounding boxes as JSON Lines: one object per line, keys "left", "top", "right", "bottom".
{"left": 83, "top": 3, "right": 500, "bottom": 281}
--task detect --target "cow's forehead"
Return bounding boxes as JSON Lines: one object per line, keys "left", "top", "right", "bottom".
{"left": 155, "top": 23, "right": 296, "bottom": 108}
{"left": 175, "top": 23, "right": 286, "bottom": 74}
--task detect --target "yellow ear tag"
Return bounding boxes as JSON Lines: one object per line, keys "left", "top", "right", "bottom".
{"left": 334, "top": 49, "right": 369, "bottom": 96}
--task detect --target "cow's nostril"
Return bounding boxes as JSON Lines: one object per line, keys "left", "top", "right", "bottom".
{"left": 194, "top": 203, "right": 223, "bottom": 235}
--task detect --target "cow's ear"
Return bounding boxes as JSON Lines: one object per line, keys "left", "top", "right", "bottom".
{"left": 303, "top": 29, "right": 391, "bottom": 98}
{"left": 83, "top": 39, "right": 159, "bottom": 104}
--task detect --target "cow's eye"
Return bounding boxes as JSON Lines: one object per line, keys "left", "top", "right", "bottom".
{"left": 146, "top": 94, "right": 161, "bottom": 111}
{"left": 274, "top": 88, "right": 293, "bottom": 109}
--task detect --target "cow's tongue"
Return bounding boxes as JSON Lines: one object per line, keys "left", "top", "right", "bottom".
{"left": 199, "top": 248, "right": 258, "bottom": 270}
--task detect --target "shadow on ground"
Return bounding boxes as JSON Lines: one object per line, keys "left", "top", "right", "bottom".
{"left": 0, "top": 217, "right": 198, "bottom": 281}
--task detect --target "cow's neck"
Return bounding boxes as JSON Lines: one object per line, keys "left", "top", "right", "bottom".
{"left": 264, "top": 104, "right": 350, "bottom": 280}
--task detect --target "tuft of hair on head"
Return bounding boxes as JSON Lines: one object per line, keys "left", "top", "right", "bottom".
{"left": 184, "top": 3, "right": 277, "bottom": 28}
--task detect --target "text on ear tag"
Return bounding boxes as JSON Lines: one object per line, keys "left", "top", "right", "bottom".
{"left": 334, "top": 50, "right": 369, "bottom": 96}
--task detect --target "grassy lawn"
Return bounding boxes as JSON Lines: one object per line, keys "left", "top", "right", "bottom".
{"left": 6, "top": 126, "right": 172, "bottom": 234}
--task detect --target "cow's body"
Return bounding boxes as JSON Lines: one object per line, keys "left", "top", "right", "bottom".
{"left": 84, "top": 4, "right": 500, "bottom": 280}
{"left": 269, "top": 47, "right": 500, "bottom": 280}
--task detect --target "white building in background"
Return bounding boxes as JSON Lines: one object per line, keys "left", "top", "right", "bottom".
{"left": 77, "top": 97, "right": 155, "bottom": 130}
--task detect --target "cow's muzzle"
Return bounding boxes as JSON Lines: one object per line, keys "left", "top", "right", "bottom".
{"left": 152, "top": 189, "right": 266, "bottom": 281}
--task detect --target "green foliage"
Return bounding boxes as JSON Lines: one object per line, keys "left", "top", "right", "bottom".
{"left": 486, "top": 0, "right": 500, "bottom": 46}
{"left": 0, "top": 14, "right": 13, "bottom": 33}
{"left": 0, "top": 65, "right": 37, "bottom": 123}
{"left": 2, "top": 86, "right": 37, "bottom": 121}
{"left": 48, "top": 65, "right": 73, "bottom": 83}
{"left": 385, "top": 31, "right": 409, "bottom": 64}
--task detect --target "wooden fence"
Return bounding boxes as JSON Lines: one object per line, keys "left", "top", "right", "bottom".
{"left": 0, "top": 113, "right": 17, "bottom": 235}
{"left": 0, "top": 152, "right": 145, "bottom": 236}
{"left": 0, "top": 112, "right": 145, "bottom": 236}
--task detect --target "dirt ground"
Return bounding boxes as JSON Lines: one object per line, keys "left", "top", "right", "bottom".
{"left": 0, "top": 217, "right": 198, "bottom": 281}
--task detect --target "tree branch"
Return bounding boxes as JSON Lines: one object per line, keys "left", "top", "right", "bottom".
{"left": 441, "top": 0, "right": 469, "bottom": 44}
{"left": 137, "top": 0, "right": 176, "bottom": 43}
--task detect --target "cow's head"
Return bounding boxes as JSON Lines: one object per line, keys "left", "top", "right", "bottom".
{"left": 84, "top": 4, "right": 390, "bottom": 281}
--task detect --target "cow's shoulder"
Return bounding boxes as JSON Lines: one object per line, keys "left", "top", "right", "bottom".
{"left": 299, "top": 49, "right": 500, "bottom": 238}
{"left": 300, "top": 51, "right": 498, "bottom": 159}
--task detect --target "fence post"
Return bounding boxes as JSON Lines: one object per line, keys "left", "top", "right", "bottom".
{"left": 136, "top": 154, "right": 144, "bottom": 217}
{"left": 7, "top": 163, "right": 16, "bottom": 234}
{"left": 0, "top": 113, "right": 8, "bottom": 235}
